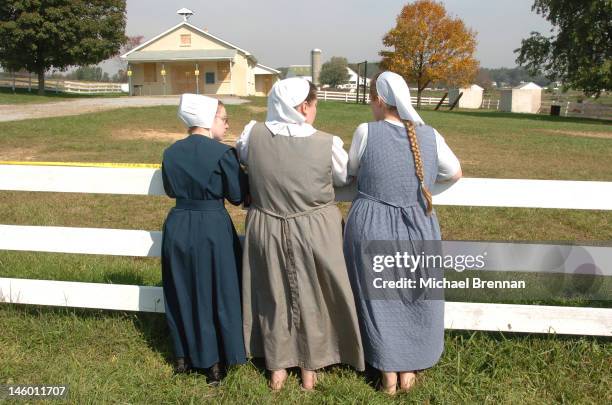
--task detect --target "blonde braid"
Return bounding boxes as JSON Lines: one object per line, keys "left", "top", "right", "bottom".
{"left": 403, "top": 119, "right": 433, "bottom": 215}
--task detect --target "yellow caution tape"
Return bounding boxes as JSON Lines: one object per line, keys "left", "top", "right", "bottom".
{"left": 0, "top": 161, "right": 161, "bottom": 168}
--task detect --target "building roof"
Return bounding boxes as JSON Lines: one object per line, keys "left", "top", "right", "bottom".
{"left": 125, "top": 49, "right": 237, "bottom": 62}
{"left": 253, "top": 64, "right": 280, "bottom": 75}
{"left": 120, "top": 21, "right": 256, "bottom": 63}
{"left": 517, "top": 82, "right": 542, "bottom": 90}
{"left": 457, "top": 84, "right": 484, "bottom": 91}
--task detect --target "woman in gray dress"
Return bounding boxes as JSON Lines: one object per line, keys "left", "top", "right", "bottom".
{"left": 236, "top": 78, "right": 364, "bottom": 391}
{"left": 343, "top": 72, "right": 462, "bottom": 394}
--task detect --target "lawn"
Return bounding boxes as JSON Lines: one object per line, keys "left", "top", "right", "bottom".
{"left": 0, "top": 99, "right": 611, "bottom": 403}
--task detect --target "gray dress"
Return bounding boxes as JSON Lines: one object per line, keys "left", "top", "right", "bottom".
{"left": 242, "top": 123, "right": 365, "bottom": 371}
{"left": 343, "top": 120, "right": 445, "bottom": 372}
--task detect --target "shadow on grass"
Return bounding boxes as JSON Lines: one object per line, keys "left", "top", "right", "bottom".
{"left": 131, "top": 312, "right": 174, "bottom": 364}
{"left": 103, "top": 271, "right": 147, "bottom": 285}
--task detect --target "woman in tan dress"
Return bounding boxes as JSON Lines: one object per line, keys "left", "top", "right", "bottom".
{"left": 236, "top": 78, "right": 364, "bottom": 390}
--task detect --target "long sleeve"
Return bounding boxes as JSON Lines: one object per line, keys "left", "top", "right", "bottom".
{"left": 219, "top": 149, "right": 248, "bottom": 205}
{"left": 236, "top": 120, "right": 256, "bottom": 165}
{"left": 347, "top": 123, "right": 369, "bottom": 179}
{"left": 161, "top": 158, "right": 176, "bottom": 198}
{"left": 433, "top": 129, "right": 461, "bottom": 182}
{"left": 332, "top": 136, "right": 349, "bottom": 187}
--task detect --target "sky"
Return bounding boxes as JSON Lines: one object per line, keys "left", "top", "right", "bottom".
{"left": 117, "top": 0, "right": 552, "bottom": 71}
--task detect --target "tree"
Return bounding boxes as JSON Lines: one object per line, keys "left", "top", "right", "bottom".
{"left": 65, "top": 65, "right": 110, "bottom": 82}
{"left": 113, "top": 35, "right": 143, "bottom": 75}
{"left": 515, "top": 0, "right": 611, "bottom": 97}
{"left": 482, "top": 67, "right": 550, "bottom": 87}
{"left": 379, "top": 0, "right": 479, "bottom": 107}
{"left": 475, "top": 69, "right": 493, "bottom": 90}
{"left": 0, "top": 1, "right": 127, "bottom": 94}
{"left": 319, "top": 57, "right": 350, "bottom": 88}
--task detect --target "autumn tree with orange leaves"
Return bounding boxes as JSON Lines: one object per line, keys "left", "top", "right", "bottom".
{"left": 380, "top": 0, "right": 479, "bottom": 108}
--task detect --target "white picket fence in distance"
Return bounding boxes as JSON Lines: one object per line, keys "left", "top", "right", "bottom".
{"left": 317, "top": 90, "right": 447, "bottom": 107}
{"left": 0, "top": 164, "right": 611, "bottom": 337}
{"left": 0, "top": 72, "right": 126, "bottom": 94}
{"left": 481, "top": 98, "right": 501, "bottom": 110}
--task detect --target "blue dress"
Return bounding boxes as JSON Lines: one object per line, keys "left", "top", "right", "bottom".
{"left": 161, "top": 134, "right": 247, "bottom": 369}
{"left": 343, "top": 121, "right": 445, "bottom": 372}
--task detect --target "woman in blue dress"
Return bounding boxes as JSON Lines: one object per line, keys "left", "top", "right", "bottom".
{"left": 161, "top": 94, "right": 247, "bottom": 384}
{"left": 343, "top": 72, "right": 462, "bottom": 394}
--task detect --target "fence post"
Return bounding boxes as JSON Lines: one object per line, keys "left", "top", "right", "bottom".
{"left": 449, "top": 92, "right": 463, "bottom": 111}
{"left": 12, "top": 71, "right": 15, "bottom": 93}
{"left": 564, "top": 101, "right": 570, "bottom": 117}
{"left": 435, "top": 93, "right": 448, "bottom": 111}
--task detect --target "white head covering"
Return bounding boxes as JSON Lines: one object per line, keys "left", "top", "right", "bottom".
{"left": 375, "top": 71, "right": 425, "bottom": 125}
{"left": 177, "top": 93, "right": 219, "bottom": 129}
{"left": 265, "top": 77, "right": 316, "bottom": 136}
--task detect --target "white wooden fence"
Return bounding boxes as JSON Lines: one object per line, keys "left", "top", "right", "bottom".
{"left": 317, "top": 89, "right": 611, "bottom": 120}
{"left": 0, "top": 72, "right": 126, "bottom": 94}
{"left": 317, "top": 90, "right": 447, "bottom": 107}
{"left": 481, "top": 98, "right": 501, "bottom": 110}
{"left": 0, "top": 164, "right": 611, "bottom": 336}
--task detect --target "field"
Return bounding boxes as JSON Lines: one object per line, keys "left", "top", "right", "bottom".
{"left": 0, "top": 97, "right": 611, "bottom": 403}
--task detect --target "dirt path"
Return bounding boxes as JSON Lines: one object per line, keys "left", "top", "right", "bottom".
{"left": 0, "top": 96, "right": 248, "bottom": 122}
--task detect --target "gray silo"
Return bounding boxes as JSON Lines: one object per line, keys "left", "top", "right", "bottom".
{"left": 311, "top": 48, "right": 322, "bottom": 86}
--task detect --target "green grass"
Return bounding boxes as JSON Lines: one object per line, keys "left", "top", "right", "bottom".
{"left": 1, "top": 305, "right": 610, "bottom": 404}
{"left": 1, "top": 100, "right": 611, "bottom": 403}
{"left": 0, "top": 87, "right": 125, "bottom": 105}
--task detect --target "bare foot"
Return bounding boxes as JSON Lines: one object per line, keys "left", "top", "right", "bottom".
{"left": 381, "top": 371, "right": 397, "bottom": 395}
{"left": 399, "top": 371, "right": 417, "bottom": 392}
{"left": 300, "top": 368, "right": 317, "bottom": 391}
{"left": 269, "top": 369, "right": 288, "bottom": 391}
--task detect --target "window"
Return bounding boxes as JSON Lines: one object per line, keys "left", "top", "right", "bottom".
{"left": 143, "top": 63, "right": 157, "bottom": 82}
{"left": 180, "top": 34, "right": 191, "bottom": 46}
{"left": 217, "top": 62, "right": 230, "bottom": 81}
{"left": 205, "top": 72, "right": 215, "bottom": 84}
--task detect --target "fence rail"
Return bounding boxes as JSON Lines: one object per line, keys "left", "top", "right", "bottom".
{"left": 0, "top": 72, "right": 126, "bottom": 94}
{"left": 3, "top": 164, "right": 611, "bottom": 209}
{"left": 481, "top": 98, "right": 501, "bottom": 110}
{"left": 317, "top": 91, "right": 447, "bottom": 106}
{"left": 0, "top": 164, "right": 611, "bottom": 336}
{"left": 1, "top": 277, "right": 609, "bottom": 336}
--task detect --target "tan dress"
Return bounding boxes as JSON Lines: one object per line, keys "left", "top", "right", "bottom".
{"left": 242, "top": 123, "right": 364, "bottom": 371}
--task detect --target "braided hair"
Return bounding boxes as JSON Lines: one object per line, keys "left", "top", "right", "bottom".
{"left": 370, "top": 73, "right": 433, "bottom": 215}
{"left": 403, "top": 118, "right": 433, "bottom": 215}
